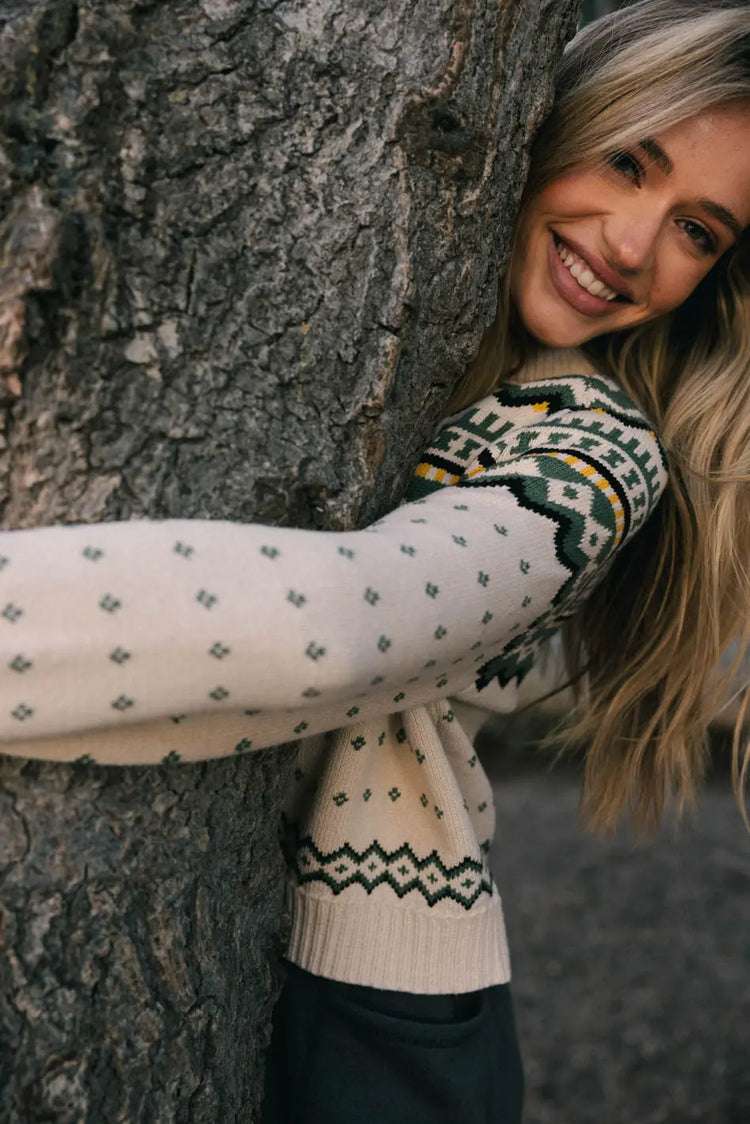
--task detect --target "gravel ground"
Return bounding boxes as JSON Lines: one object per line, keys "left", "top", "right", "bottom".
{"left": 481, "top": 731, "right": 750, "bottom": 1124}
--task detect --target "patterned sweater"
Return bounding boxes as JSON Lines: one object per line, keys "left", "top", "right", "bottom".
{"left": 0, "top": 351, "right": 667, "bottom": 994}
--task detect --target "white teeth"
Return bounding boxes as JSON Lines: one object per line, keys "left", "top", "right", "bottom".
{"left": 554, "top": 238, "right": 620, "bottom": 301}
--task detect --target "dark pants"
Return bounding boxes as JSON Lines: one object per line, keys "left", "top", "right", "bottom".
{"left": 262, "top": 962, "right": 524, "bottom": 1124}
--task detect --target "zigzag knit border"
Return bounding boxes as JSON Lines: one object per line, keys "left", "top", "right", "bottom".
{"left": 284, "top": 828, "right": 493, "bottom": 910}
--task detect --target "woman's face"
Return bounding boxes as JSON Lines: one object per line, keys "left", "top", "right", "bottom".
{"left": 510, "top": 104, "right": 750, "bottom": 349}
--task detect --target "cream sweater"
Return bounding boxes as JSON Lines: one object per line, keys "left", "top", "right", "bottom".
{"left": 0, "top": 351, "right": 667, "bottom": 993}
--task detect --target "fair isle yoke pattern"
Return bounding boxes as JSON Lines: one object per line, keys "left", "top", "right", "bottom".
{"left": 409, "top": 374, "right": 665, "bottom": 526}
{"left": 408, "top": 375, "right": 667, "bottom": 687}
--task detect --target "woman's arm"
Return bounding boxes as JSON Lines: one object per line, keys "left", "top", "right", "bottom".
{"left": 0, "top": 402, "right": 666, "bottom": 759}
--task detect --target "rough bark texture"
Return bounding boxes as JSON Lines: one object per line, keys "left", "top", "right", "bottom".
{"left": 0, "top": 1, "right": 581, "bottom": 1120}
{"left": 0, "top": 750, "right": 290, "bottom": 1122}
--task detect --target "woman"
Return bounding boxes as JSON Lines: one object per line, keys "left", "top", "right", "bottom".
{"left": 1, "top": 1, "right": 749, "bottom": 1120}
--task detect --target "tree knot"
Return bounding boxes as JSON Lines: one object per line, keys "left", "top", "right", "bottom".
{"left": 0, "top": 186, "right": 61, "bottom": 396}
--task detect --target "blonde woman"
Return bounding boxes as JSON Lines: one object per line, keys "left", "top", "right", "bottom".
{"left": 1, "top": 1, "right": 749, "bottom": 1120}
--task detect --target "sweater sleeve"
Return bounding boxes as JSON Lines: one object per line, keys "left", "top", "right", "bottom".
{"left": 0, "top": 403, "right": 666, "bottom": 759}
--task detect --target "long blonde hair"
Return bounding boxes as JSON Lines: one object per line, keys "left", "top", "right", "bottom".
{"left": 453, "top": 0, "right": 750, "bottom": 832}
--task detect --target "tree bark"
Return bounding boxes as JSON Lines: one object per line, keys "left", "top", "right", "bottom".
{"left": 0, "top": 1, "right": 581, "bottom": 1120}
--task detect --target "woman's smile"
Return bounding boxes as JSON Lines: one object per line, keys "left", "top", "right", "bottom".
{"left": 511, "top": 105, "right": 750, "bottom": 348}
{"left": 548, "top": 232, "right": 632, "bottom": 317}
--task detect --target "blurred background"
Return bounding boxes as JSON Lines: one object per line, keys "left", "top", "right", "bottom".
{"left": 480, "top": 715, "right": 749, "bottom": 1124}
{"left": 486, "top": 1, "right": 750, "bottom": 1121}
{"left": 580, "top": 0, "right": 630, "bottom": 22}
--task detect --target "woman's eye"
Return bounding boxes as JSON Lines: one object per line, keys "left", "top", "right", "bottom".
{"left": 607, "top": 150, "right": 644, "bottom": 186}
{"left": 677, "top": 219, "right": 717, "bottom": 255}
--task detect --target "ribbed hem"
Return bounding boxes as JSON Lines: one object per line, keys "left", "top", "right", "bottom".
{"left": 285, "top": 883, "right": 511, "bottom": 994}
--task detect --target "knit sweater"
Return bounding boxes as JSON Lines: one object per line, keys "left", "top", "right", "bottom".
{"left": 0, "top": 350, "right": 667, "bottom": 994}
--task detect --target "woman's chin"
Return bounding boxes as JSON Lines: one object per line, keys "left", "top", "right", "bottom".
{"left": 522, "top": 317, "right": 595, "bottom": 350}
{"left": 513, "top": 292, "right": 596, "bottom": 350}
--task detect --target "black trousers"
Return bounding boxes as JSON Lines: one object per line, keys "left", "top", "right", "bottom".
{"left": 262, "top": 962, "right": 524, "bottom": 1124}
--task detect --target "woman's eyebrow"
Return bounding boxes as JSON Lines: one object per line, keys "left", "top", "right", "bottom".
{"left": 699, "top": 199, "right": 744, "bottom": 241}
{"left": 640, "top": 136, "right": 744, "bottom": 240}
{"left": 640, "top": 137, "right": 673, "bottom": 174}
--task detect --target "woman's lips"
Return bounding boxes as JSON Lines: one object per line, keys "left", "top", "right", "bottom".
{"left": 547, "top": 232, "right": 630, "bottom": 319}
{"left": 555, "top": 232, "right": 635, "bottom": 300}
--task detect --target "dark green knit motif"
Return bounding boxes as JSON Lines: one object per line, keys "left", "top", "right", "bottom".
{"left": 282, "top": 820, "right": 492, "bottom": 909}
{"left": 407, "top": 375, "right": 664, "bottom": 504}
{"left": 406, "top": 375, "right": 667, "bottom": 688}
{"left": 467, "top": 446, "right": 621, "bottom": 689}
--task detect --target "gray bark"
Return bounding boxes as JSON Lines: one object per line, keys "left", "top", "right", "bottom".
{"left": 0, "top": 1, "right": 581, "bottom": 1120}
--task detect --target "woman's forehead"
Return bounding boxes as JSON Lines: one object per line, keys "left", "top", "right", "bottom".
{"left": 649, "top": 107, "right": 750, "bottom": 231}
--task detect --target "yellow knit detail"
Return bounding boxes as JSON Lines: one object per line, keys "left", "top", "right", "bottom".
{"left": 416, "top": 462, "right": 461, "bottom": 485}
{"left": 540, "top": 451, "right": 625, "bottom": 548}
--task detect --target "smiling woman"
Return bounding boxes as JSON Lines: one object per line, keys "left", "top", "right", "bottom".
{"left": 512, "top": 108, "right": 750, "bottom": 346}
{"left": 451, "top": 0, "right": 750, "bottom": 838}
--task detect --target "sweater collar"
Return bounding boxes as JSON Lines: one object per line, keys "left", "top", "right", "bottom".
{"left": 512, "top": 346, "right": 598, "bottom": 384}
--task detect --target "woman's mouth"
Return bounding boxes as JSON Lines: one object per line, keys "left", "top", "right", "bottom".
{"left": 547, "top": 233, "right": 634, "bottom": 318}
{"left": 553, "top": 235, "right": 622, "bottom": 301}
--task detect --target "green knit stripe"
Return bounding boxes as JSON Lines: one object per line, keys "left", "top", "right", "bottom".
{"left": 285, "top": 828, "right": 492, "bottom": 910}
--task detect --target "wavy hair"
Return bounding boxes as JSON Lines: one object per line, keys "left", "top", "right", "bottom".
{"left": 452, "top": 0, "right": 750, "bottom": 831}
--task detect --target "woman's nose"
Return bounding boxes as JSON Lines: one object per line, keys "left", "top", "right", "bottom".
{"left": 602, "top": 208, "right": 663, "bottom": 274}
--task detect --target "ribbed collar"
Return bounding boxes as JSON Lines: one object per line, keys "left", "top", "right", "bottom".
{"left": 513, "top": 346, "right": 598, "bottom": 384}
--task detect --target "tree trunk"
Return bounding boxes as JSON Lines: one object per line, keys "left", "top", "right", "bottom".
{"left": 0, "top": 1, "right": 581, "bottom": 1120}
